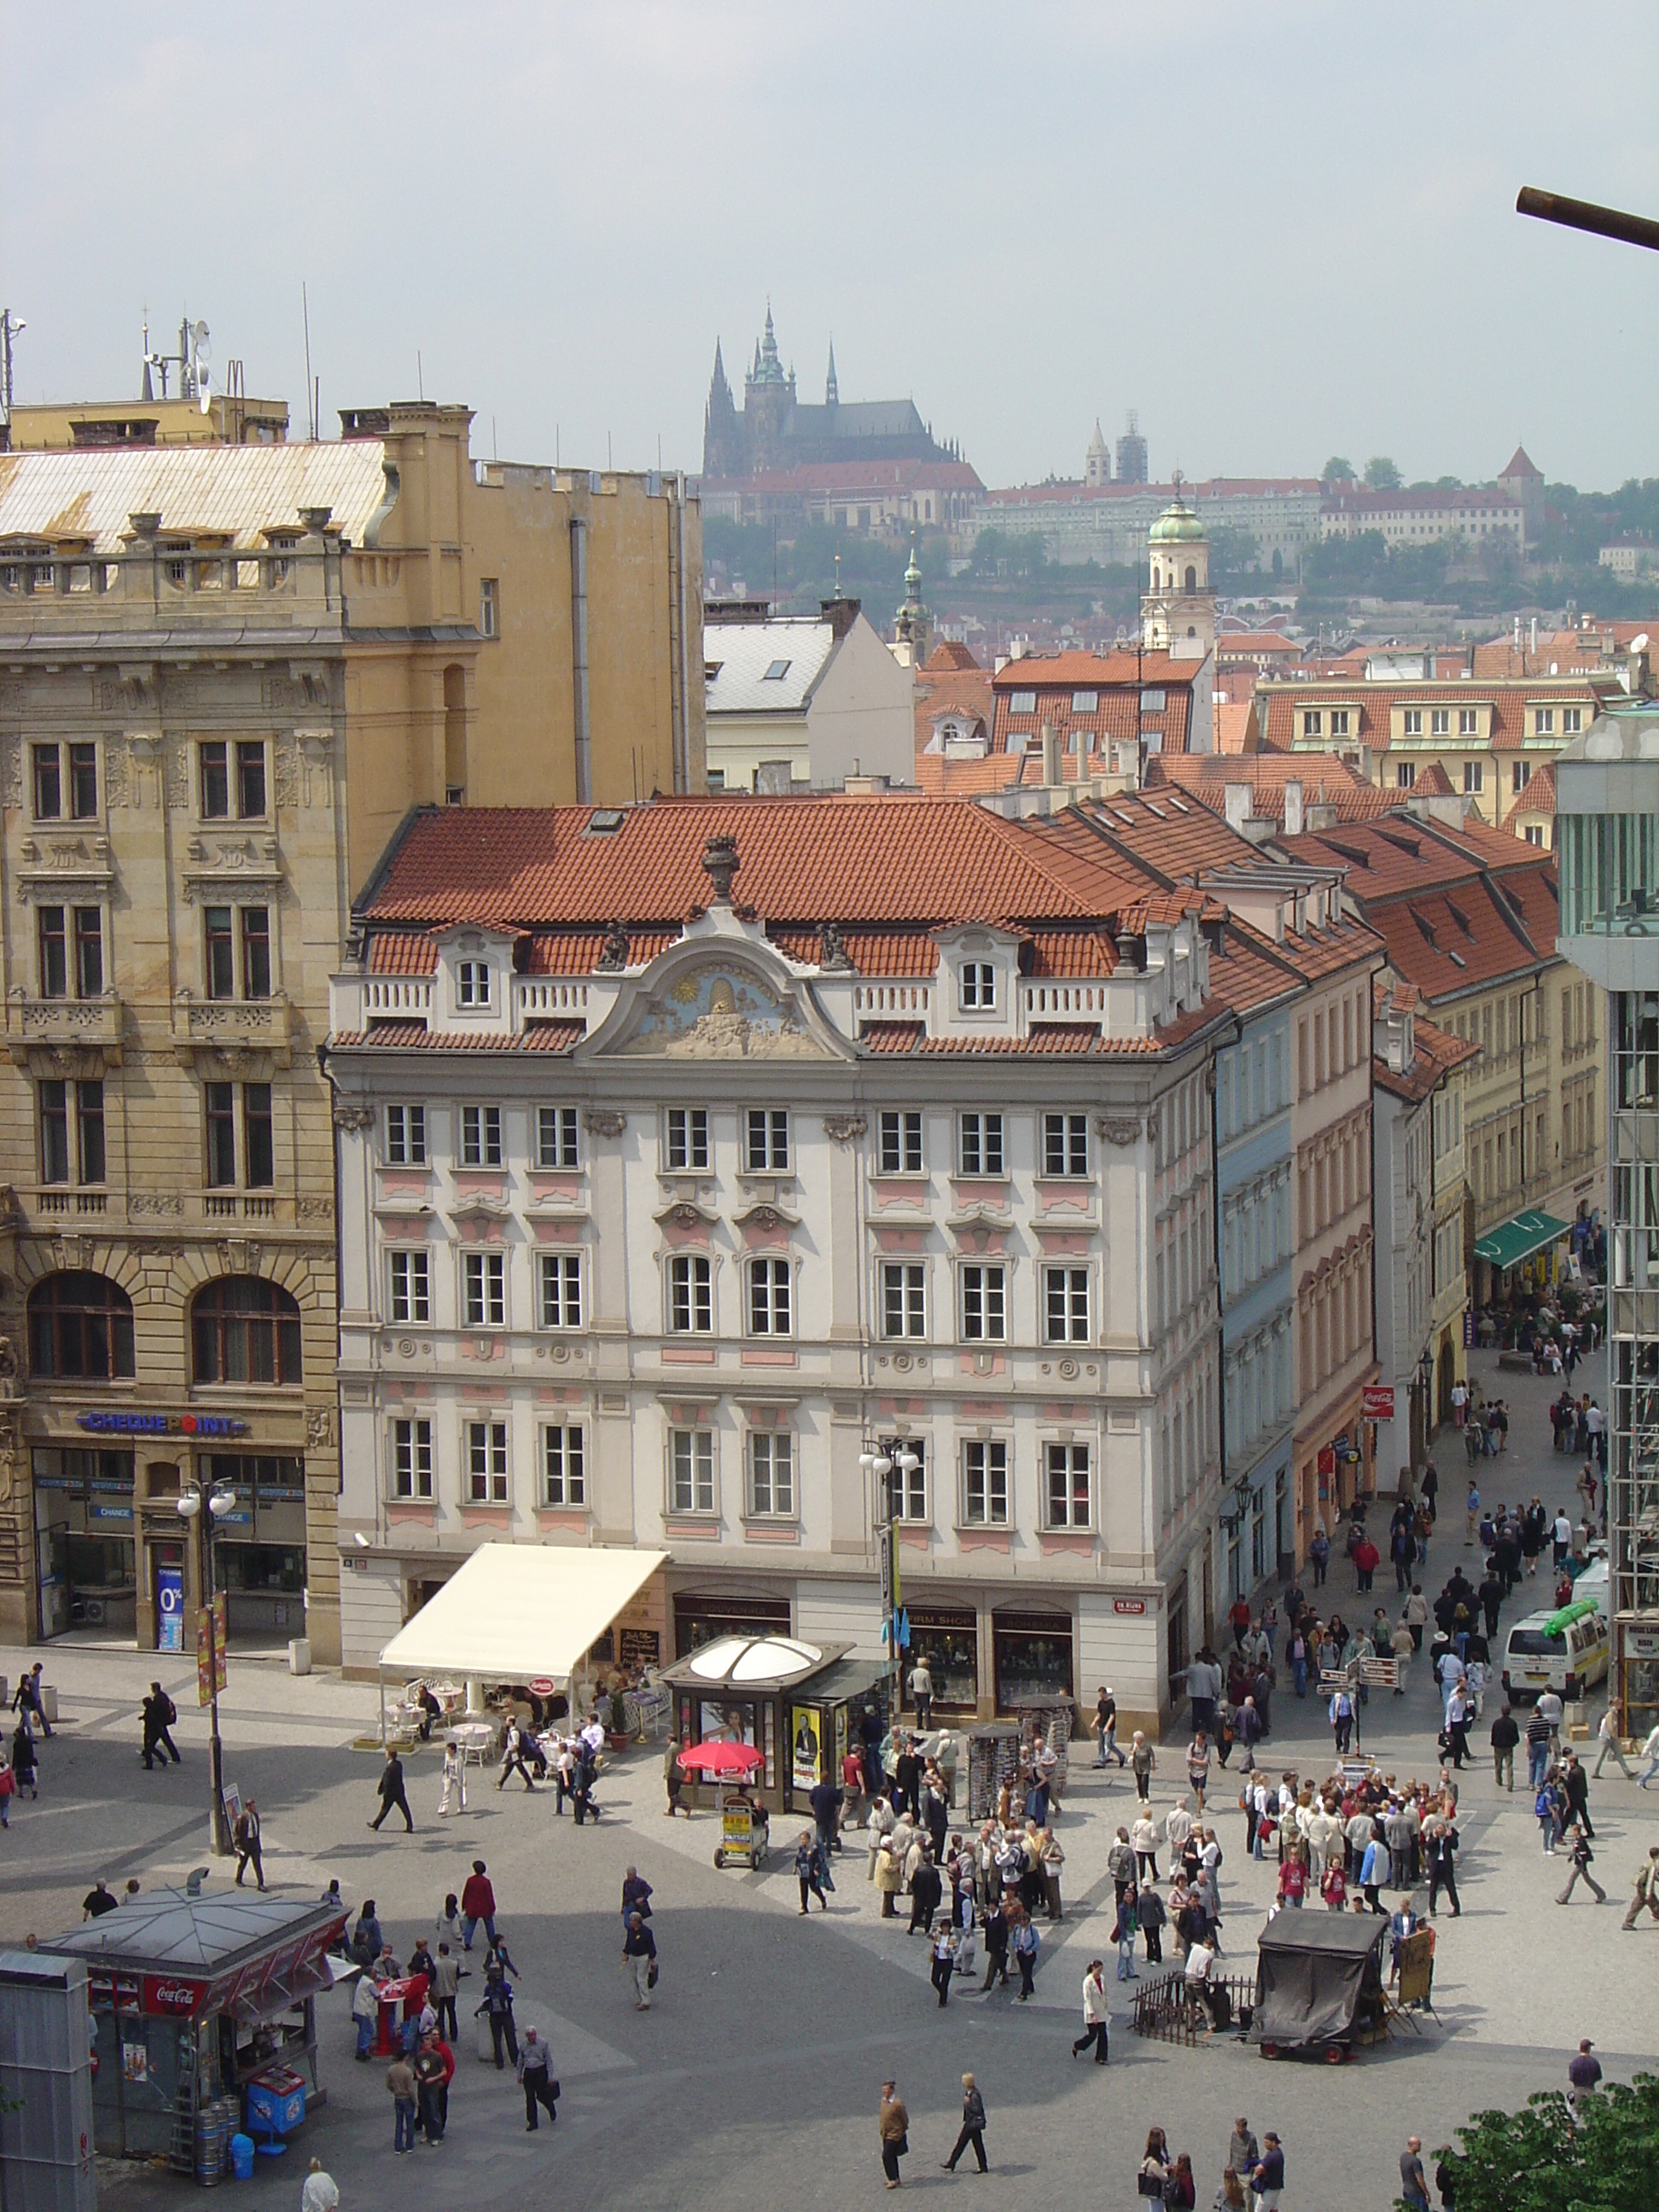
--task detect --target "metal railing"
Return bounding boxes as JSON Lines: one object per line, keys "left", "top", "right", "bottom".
{"left": 1130, "top": 1968, "right": 1256, "bottom": 2045}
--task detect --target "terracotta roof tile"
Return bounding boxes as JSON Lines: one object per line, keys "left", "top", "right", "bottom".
{"left": 923, "top": 640, "right": 981, "bottom": 672}
{"left": 341, "top": 1021, "right": 585, "bottom": 1052}
{"left": 991, "top": 650, "right": 1196, "bottom": 757}
{"left": 860, "top": 1022, "right": 926, "bottom": 1054}
{"left": 1411, "top": 760, "right": 1457, "bottom": 796}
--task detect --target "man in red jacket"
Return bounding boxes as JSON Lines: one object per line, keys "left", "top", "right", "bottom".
{"left": 1353, "top": 1535, "right": 1380, "bottom": 1592}
{"left": 461, "top": 1860, "right": 498, "bottom": 1951}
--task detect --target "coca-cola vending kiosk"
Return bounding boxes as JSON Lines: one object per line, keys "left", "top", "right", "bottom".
{"left": 38, "top": 1889, "right": 346, "bottom": 2177}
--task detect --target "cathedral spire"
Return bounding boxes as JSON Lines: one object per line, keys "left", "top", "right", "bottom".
{"left": 825, "top": 338, "right": 838, "bottom": 407}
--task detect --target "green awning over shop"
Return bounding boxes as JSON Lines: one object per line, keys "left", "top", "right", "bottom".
{"left": 1473, "top": 1209, "right": 1570, "bottom": 1271}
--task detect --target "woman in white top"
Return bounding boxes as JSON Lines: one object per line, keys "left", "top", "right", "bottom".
{"left": 438, "top": 1739, "right": 466, "bottom": 1818}
{"left": 1130, "top": 1813, "right": 1160, "bottom": 1881}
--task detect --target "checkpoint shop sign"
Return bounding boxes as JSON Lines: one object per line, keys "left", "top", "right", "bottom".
{"left": 78, "top": 1412, "right": 249, "bottom": 1437}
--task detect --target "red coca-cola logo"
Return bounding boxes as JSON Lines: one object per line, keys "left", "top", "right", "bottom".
{"left": 142, "top": 1976, "right": 204, "bottom": 2015}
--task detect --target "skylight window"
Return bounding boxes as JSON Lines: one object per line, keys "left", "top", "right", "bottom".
{"left": 762, "top": 659, "right": 792, "bottom": 682}
{"left": 585, "top": 808, "right": 626, "bottom": 835}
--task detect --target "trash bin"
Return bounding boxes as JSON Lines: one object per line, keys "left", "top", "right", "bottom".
{"left": 230, "top": 2133, "right": 254, "bottom": 2181}
{"left": 288, "top": 1638, "right": 311, "bottom": 1676}
{"left": 38, "top": 1684, "right": 58, "bottom": 1723}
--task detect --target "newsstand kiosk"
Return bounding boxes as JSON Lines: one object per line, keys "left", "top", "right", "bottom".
{"left": 39, "top": 1889, "right": 346, "bottom": 2180}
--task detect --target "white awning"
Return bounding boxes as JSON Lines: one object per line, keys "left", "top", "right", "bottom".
{"left": 376, "top": 1542, "right": 668, "bottom": 1685}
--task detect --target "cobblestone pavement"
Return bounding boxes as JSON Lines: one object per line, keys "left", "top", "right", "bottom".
{"left": 3, "top": 1350, "right": 1649, "bottom": 2211}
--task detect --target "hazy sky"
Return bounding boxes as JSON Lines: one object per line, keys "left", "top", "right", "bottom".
{"left": 6, "top": 3, "right": 1659, "bottom": 492}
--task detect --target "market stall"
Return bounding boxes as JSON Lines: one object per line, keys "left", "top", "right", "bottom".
{"left": 1251, "top": 1912, "right": 1388, "bottom": 2061}
{"left": 659, "top": 1634, "right": 887, "bottom": 1818}
{"left": 38, "top": 1889, "right": 346, "bottom": 2178}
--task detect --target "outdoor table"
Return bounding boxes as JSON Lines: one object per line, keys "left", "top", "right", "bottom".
{"left": 451, "top": 1720, "right": 497, "bottom": 1769}
{"left": 372, "top": 1970, "right": 428, "bottom": 2058}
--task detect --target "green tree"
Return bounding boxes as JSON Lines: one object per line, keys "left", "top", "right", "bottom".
{"left": 1208, "top": 525, "right": 1262, "bottom": 588}
{"left": 1365, "top": 456, "right": 1403, "bottom": 490}
{"left": 1403, "top": 2078, "right": 1659, "bottom": 2212}
{"left": 1322, "top": 456, "right": 1356, "bottom": 483}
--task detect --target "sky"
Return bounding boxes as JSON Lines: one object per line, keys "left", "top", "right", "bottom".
{"left": 4, "top": 2, "right": 1659, "bottom": 493}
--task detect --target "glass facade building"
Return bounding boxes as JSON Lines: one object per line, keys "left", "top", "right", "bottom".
{"left": 1557, "top": 713, "right": 1659, "bottom": 1734}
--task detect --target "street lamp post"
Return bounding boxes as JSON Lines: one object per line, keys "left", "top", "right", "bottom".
{"left": 177, "top": 1473, "right": 238, "bottom": 1856}
{"left": 860, "top": 1442, "right": 921, "bottom": 1723}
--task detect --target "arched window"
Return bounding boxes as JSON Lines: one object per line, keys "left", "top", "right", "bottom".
{"left": 1185, "top": 565, "right": 1196, "bottom": 591}
{"left": 28, "top": 1271, "right": 135, "bottom": 1380}
{"left": 191, "top": 1277, "right": 302, "bottom": 1386}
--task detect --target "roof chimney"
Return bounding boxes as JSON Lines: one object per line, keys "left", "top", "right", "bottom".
{"left": 1041, "top": 720, "right": 1061, "bottom": 788}
{"left": 1283, "top": 778, "right": 1304, "bottom": 836}
{"left": 1224, "top": 783, "right": 1251, "bottom": 830}
{"left": 701, "top": 831, "right": 740, "bottom": 904}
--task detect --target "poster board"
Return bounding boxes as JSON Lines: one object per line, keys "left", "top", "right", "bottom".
{"left": 619, "top": 1627, "right": 661, "bottom": 1672}
{"left": 1395, "top": 1930, "right": 1435, "bottom": 2008}
{"left": 789, "top": 1707, "right": 822, "bottom": 1793}
{"left": 720, "top": 1800, "right": 754, "bottom": 1867}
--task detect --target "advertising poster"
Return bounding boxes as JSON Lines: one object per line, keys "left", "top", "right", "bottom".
{"left": 698, "top": 1702, "right": 754, "bottom": 1749}
{"left": 789, "top": 1706, "right": 821, "bottom": 1792}
{"left": 157, "top": 1565, "right": 183, "bottom": 1654}
{"left": 196, "top": 1593, "right": 228, "bottom": 1707}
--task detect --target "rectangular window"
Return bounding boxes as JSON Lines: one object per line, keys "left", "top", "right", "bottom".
{"left": 1534, "top": 707, "right": 1554, "bottom": 736}
{"left": 241, "top": 907, "right": 271, "bottom": 999}
{"left": 68, "top": 742, "right": 98, "bottom": 818}
{"left": 963, "top": 1439, "right": 1008, "bottom": 1526}
{"left": 748, "top": 1257, "right": 792, "bottom": 1336}
{"left": 388, "top": 1249, "right": 431, "bottom": 1324}
{"left": 199, "top": 742, "right": 230, "bottom": 819}
{"left": 205, "top": 1082, "right": 237, "bottom": 1186}
{"left": 32, "top": 742, "right": 61, "bottom": 819}
{"left": 1009, "top": 689, "right": 1037, "bottom": 714}
{"left": 1042, "top": 1111, "right": 1088, "bottom": 1178}
{"left": 1330, "top": 708, "right": 1350, "bottom": 736}
{"left": 205, "top": 906, "right": 235, "bottom": 999}
{"left": 882, "top": 1262, "right": 926, "bottom": 1339}
{"left": 886, "top": 1438, "right": 928, "bottom": 1522}
{"left": 960, "top": 1263, "right": 1006, "bottom": 1342}
{"left": 537, "top": 1105, "right": 579, "bottom": 1169}
{"left": 463, "top": 1251, "right": 506, "bottom": 1327}
{"left": 243, "top": 1083, "right": 274, "bottom": 1187}
{"left": 236, "top": 741, "right": 267, "bottom": 819}
{"left": 1464, "top": 760, "right": 1482, "bottom": 793}
{"left": 77, "top": 1079, "right": 106, "bottom": 1185}
{"left": 1046, "top": 1441, "right": 1091, "bottom": 1528}
{"left": 480, "top": 578, "right": 499, "bottom": 639}
{"left": 393, "top": 1417, "right": 434, "bottom": 1501}
{"left": 1071, "top": 690, "right": 1098, "bottom": 712}
{"left": 385, "top": 1103, "right": 427, "bottom": 1165}
{"left": 461, "top": 1104, "right": 503, "bottom": 1167}
{"left": 1302, "top": 710, "right": 1322, "bottom": 737}
{"left": 959, "top": 961, "right": 996, "bottom": 1010}
{"left": 1513, "top": 760, "right": 1530, "bottom": 795}
{"left": 958, "top": 1112, "right": 1004, "bottom": 1177}
{"left": 670, "top": 1429, "right": 715, "bottom": 1513}
{"left": 543, "top": 1424, "right": 585, "bottom": 1506}
{"left": 878, "top": 1109, "right": 923, "bottom": 1175}
{"left": 1403, "top": 708, "right": 1423, "bottom": 735}
{"left": 466, "top": 1419, "right": 509, "bottom": 1503}
{"left": 1563, "top": 706, "right": 1582, "bottom": 734}
{"left": 667, "top": 1107, "right": 709, "bottom": 1171}
{"left": 74, "top": 913, "right": 108, "bottom": 1009}
{"left": 38, "top": 1080, "right": 69, "bottom": 1185}
{"left": 538, "top": 1252, "right": 583, "bottom": 1330}
{"left": 38, "top": 905, "right": 67, "bottom": 998}
{"left": 1458, "top": 707, "right": 1479, "bottom": 736}
{"left": 669, "top": 1254, "right": 713, "bottom": 1333}
{"left": 743, "top": 1109, "right": 789, "bottom": 1171}
{"left": 748, "top": 1431, "right": 795, "bottom": 1517}
{"left": 1430, "top": 707, "right": 1449, "bottom": 736}
{"left": 1044, "top": 1266, "right": 1090, "bottom": 1343}
{"left": 456, "top": 960, "right": 491, "bottom": 1008}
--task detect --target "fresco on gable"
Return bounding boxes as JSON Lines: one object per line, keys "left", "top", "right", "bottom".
{"left": 616, "top": 963, "right": 830, "bottom": 1057}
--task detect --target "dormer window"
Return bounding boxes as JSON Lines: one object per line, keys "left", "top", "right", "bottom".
{"left": 959, "top": 962, "right": 996, "bottom": 1011}
{"left": 457, "top": 960, "right": 491, "bottom": 1007}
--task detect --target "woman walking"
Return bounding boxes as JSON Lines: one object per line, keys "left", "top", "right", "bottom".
{"left": 439, "top": 1739, "right": 466, "bottom": 1818}
{"left": 942, "top": 2075, "right": 988, "bottom": 2173}
{"left": 795, "top": 1831, "right": 829, "bottom": 1913}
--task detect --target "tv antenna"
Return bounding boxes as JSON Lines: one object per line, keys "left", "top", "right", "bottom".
{"left": 143, "top": 311, "right": 213, "bottom": 410}
{"left": 0, "top": 307, "right": 24, "bottom": 444}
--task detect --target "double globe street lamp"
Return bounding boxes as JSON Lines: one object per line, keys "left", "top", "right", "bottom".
{"left": 177, "top": 1472, "right": 238, "bottom": 1854}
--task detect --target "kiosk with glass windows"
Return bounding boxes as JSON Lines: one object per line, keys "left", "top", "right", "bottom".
{"left": 661, "top": 1635, "right": 888, "bottom": 1818}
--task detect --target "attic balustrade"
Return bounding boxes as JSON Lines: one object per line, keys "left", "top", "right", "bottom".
{"left": 0, "top": 535, "right": 341, "bottom": 618}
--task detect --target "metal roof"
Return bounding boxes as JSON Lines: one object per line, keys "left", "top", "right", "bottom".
{"left": 0, "top": 440, "right": 390, "bottom": 552}
{"left": 703, "top": 615, "right": 841, "bottom": 716}
{"left": 42, "top": 1888, "right": 338, "bottom": 1971}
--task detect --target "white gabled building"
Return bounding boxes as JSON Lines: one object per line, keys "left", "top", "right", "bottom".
{"left": 325, "top": 793, "right": 1236, "bottom": 1729}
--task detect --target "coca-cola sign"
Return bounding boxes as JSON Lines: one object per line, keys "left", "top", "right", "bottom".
{"left": 141, "top": 1976, "right": 206, "bottom": 2017}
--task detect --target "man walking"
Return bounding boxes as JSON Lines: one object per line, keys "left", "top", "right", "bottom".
{"left": 1490, "top": 1704, "right": 1519, "bottom": 1791}
{"left": 515, "top": 2025, "right": 557, "bottom": 2130}
{"left": 141, "top": 1682, "right": 180, "bottom": 1769}
{"left": 623, "top": 1909, "right": 656, "bottom": 2010}
{"left": 13, "top": 1663, "right": 52, "bottom": 1739}
{"left": 1556, "top": 1825, "right": 1606, "bottom": 1906}
{"left": 430, "top": 1942, "right": 460, "bottom": 2039}
{"left": 1071, "top": 1960, "right": 1109, "bottom": 2064}
{"left": 233, "top": 1798, "right": 265, "bottom": 1889}
{"left": 907, "top": 1657, "right": 934, "bottom": 1731}
{"left": 1250, "top": 2133, "right": 1285, "bottom": 2212}
{"left": 878, "top": 2080, "right": 909, "bottom": 2190}
{"left": 1621, "top": 1845, "right": 1659, "bottom": 1930}
{"left": 1567, "top": 2040, "right": 1603, "bottom": 2124}
{"left": 370, "top": 1747, "right": 414, "bottom": 1832}
{"left": 387, "top": 2050, "right": 417, "bottom": 2154}
{"left": 461, "top": 1860, "right": 497, "bottom": 1949}
{"left": 942, "top": 2075, "right": 988, "bottom": 2174}
{"left": 1595, "top": 1705, "right": 1635, "bottom": 1780}
{"left": 1094, "top": 1686, "right": 1126, "bottom": 1768}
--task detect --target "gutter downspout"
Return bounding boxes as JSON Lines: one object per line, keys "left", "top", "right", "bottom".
{"left": 674, "top": 475, "right": 690, "bottom": 794}
{"left": 570, "top": 516, "right": 591, "bottom": 803}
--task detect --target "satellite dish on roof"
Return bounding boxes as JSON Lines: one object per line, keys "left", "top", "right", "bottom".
{"left": 192, "top": 322, "right": 211, "bottom": 364}
{"left": 1633, "top": 633, "right": 1650, "bottom": 654}
{"left": 198, "top": 365, "right": 212, "bottom": 415}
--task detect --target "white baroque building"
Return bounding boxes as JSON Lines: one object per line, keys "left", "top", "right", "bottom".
{"left": 325, "top": 795, "right": 1233, "bottom": 1726}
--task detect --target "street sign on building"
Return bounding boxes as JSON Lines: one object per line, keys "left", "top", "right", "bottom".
{"left": 1362, "top": 1384, "right": 1396, "bottom": 1421}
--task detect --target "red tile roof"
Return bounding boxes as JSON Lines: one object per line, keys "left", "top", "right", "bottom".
{"left": 1259, "top": 672, "right": 1613, "bottom": 754}
{"left": 1510, "top": 760, "right": 1555, "bottom": 813}
{"left": 923, "top": 640, "right": 982, "bottom": 672}
{"left": 1146, "top": 752, "right": 1392, "bottom": 825}
{"left": 991, "top": 650, "right": 1197, "bottom": 758}
{"left": 1411, "top": 760, "right": 1456, "bottom": 796}
{"left": 343, "top": 1022, "right": 585, "bottom": 1052}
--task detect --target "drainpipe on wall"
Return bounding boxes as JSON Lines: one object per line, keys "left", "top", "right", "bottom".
{"left": 674, "top": 475, "right": 691, "bottom": 794}
{"left": 570, "top": 516, "right": 591, "bottom": 803}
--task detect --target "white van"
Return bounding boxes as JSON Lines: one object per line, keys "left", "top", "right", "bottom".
{"left": 1574, "top": 1551, "right": 1610, "bottom": 1625}
{"left": 1501, "top": 1608, "right": 1610, "bottom": 1702}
